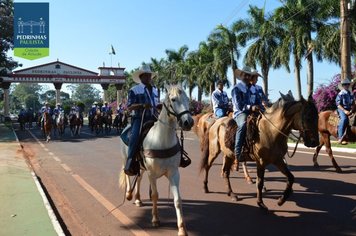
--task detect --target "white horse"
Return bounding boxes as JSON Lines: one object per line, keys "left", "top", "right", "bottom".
{"left": 119, "top": 84, "right": 194, "bottom": 236}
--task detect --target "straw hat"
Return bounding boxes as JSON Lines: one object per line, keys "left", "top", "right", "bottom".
{"left": 251, "top": 69, "right": 263, "bottom": 78}
{"left": 338, "top": 78, "right": 354, "bottom": 91}
{"left": 234, "top": 66, "right": 253, "bottom": 80}
{"left": 132, "top": 65, "right": 157, "bottom": 83}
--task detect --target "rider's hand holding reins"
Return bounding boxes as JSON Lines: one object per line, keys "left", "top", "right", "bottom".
{"left": 251, "top": 105, "right": 260, "bottom": 112}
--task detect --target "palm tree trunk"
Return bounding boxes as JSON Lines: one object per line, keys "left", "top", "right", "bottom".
{"left": 189, "top": 86, "right": 193, "bottom": 100}
{"left": 209, "top": 83, "right": 215, "bottom": 106}
{"left": 306, "top": 32, "right": 314, "bottom": 97}
{"left": 294, "top": 54, "right": 302, "bottom": 100}
{"left": 231, "top": 53, "right": 237, "bottom": 85}
{"left": 198, "top": 86, "right": 203, "bottom": 102}
{"left": 261, "top": 68, "right": 269, "bottom": 100}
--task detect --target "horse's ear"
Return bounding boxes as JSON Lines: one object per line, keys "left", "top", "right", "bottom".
{"left": 164, "top": 82, "right": 170, "bottom": 93}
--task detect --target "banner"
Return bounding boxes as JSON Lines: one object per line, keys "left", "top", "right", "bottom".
{"left": 14, "top": 3, "right": 49, "bottom": 60}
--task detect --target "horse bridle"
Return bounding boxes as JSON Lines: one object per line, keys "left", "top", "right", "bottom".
{"left": 163, "top": 102, "right": 191, "bottom": 122}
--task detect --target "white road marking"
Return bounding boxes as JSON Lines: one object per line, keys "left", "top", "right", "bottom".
{"left": 289, "top": 149, "right": 356, "bottom": 160}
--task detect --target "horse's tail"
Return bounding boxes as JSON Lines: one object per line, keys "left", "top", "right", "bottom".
{"left": 200, "top": 127, "right": 210, "bottom": 172}
{"left": 119, "top": 169, "right": 126, "bottom": 190}
{"left": 224, "top": 118, "right": 237, "bottom": 151}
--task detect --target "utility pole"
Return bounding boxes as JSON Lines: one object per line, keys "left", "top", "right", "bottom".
{"left": 340, "top": 0, "right": 352, "bottom": 81}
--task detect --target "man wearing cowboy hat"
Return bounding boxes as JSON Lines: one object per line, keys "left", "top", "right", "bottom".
{"left": 53, "top": 103, "right": 63, "bottom": 117}
{"left": 250, "top": 69, "right": 268, "bottom": 109}
{"left": 101, "top": 101, "right": 112, "bottom": 115}
{"left": 211, "top": 80, "right": 229, "bottom": 118}
{"left": 124, "top": 64, "right": 159, "bottom": 175}
{"left": 232, "top": 66, "right": 261, "bottom": 163}
{"left": 40, "top": 101, "right": 52, "bottom": 128}
{"left": 336, "top": 78, "right": 354, "bottom": 144}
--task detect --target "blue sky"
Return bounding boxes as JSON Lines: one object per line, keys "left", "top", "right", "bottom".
{"left": 9, "top": 0, "right": 340, "bottom": 101}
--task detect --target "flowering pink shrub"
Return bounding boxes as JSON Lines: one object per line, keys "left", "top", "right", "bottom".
{"left": 189, "top": 100, "right": 207, "bottom": 115}
{"left": 313, "top": 74, "right": 340, "bottom": 112}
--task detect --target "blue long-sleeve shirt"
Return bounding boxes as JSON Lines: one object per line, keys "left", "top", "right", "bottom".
{"left": 231, "top": 81, "right": 253, "bottom": 118}
{"left": 336, "top": 89, "right": 354, "bottom": 111}
{"left": 211, "top": 89, "right": 229, "bottom": 111}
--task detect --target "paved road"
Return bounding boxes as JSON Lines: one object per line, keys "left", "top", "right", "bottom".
{"left": 14, "top": 123, "right": 356, "bottom": 236}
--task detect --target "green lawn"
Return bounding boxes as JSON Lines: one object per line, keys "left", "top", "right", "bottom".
{"left": 288, "top": 138, "right": 356, "bottom": 149}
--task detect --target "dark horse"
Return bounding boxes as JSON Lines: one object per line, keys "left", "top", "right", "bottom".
{"left": 69, "top": 112, "right": 82, "bottom": 137}
{"left": 312, "top": 107, "right": 356, "bottom": 173}
{"left": 92, "top": 111, "right": 103, "bottom": 135}
{"left": 113, "top": 111, "right": 129, "bottom": 134}
{"left": 102, "top": 111, "right": 113, "bottom": 134}
{"left": 200, "top": 96, "right": 319, "bottom": 209}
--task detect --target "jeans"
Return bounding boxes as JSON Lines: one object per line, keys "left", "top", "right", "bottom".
{"left": 127, "top": 118, "right": 142, "bottom": 165}
{"left": 337, "top": 108, "right": 349, "bottom": 139}
{"left": 214, "top": 108, "right": 227, "bottom": 118}
{"left": 234, "top": 112, "right": 248, "bottom": 160}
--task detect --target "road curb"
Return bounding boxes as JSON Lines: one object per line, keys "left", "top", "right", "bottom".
{"left": 11, "top": 125, "right": 65, "bottom": 236}
{"left": 288, "top": 142, "right": 356, "bottom": 154}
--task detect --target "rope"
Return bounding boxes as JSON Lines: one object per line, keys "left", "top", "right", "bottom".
{"left": 259, "top": 110, "right": 301, "bottom": 158}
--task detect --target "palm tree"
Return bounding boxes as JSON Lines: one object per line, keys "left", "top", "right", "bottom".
{"left": 150, "top": 57, "right": 168, "bottom": 100}
{"left": 165, "top": 45, "right": 189, "bottom": 83}
{"left": 209, "top": 24, "right": 240, "bottom": 85}
{"left": 237, "top": 6, "right": 280, "bottom": 100}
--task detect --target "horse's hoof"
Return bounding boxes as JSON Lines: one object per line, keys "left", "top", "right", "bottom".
{"left": 126, "top": 193, "right": 133, "bottom": 201}
{"left": 313, "top": 162, "right": 320, "bottom": 168}
{"left": 203, "top": 187, "right": 209, "bottom": 194}
{"left": 152, "top": 220, "right": 160, "bottom": 227}
{"left": 336, "top": 167, "right": 342, "bottom": 173}
{"left": 135, "top": 200, "right": 143, "bottom": 207}
{"left": 178, "top": 229, "right": 188, "bottom": 236}
{"left": 263, "top": 186, "right": 268, "bottom": 193}
{"left": 257, "top": 201, "right": 268, "bottom": 210}
{"left": 245, "top": 176, "right": 254, "bottom": 184}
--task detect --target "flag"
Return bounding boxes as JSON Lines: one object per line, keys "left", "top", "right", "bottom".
{"left": 110, "top": 45, "right": 116, "bottom": 55}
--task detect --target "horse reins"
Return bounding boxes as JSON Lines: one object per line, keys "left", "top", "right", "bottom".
{"left": 258, "top": 110, "right": 301, "bottom": 158}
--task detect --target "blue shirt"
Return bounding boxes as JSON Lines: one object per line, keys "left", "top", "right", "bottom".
{"left": 53, "top": 107, "right": 63, "bottom": 115}
{"left": 336, "top": 89, "right": 354, "bottom": 111}
{"left": 40, "top": 106, "right": 52, "bottom": 115}
{"left": 211, "top": 89, "right": 229, "bottom": 112}
{"left": 128, "top": 83, "right": 158, "bottom": 120}
{"left": 250, "top": 84, "right": 266, "bottom": 112}
{"left": 231, "top": 81, "right": 253, "bottom": 118}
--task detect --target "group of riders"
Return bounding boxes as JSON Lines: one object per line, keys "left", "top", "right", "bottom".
{"left": 17, "top": 100, "right": 129, "bottom": 134}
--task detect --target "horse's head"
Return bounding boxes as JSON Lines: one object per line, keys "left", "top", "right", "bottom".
{"left": 299, "top": 96, "right": 320, "bottom": 148}
{"left": 164, "top": 84, "right": 194, "bottom": 131}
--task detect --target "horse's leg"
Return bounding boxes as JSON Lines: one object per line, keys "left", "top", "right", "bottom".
{"left": 203, "top": 148, "right": 220, "bottom": 194}
{"left": 256, "top": 164, "right": 268, "bottom": 210}
{"left": 313, "top": 133, "right": 325, "bottom": 168}
{"left": 323, "top": 133, "right": 342, "bottom": 172}
{"left": 134, "top": 170, "right": 144, "bottom": 207}
{"left": 221, "top": 155, "right": 238, "bottom": 201}
{"left": 274, "top": 158, "right": 294, "bottom": 206}
{"left": 242, "top": 162, "right": 254, "bottom": 184}
{"left": 148, "top": 175, "right": 160, "bottom": 227}
{"left": 168, "top": 170, "right": 188, "bottom": 236}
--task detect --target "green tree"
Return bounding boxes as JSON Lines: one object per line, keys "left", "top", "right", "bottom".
{"left": 11, "top": 83, "right": 42, "bottom": 109}
{"left": 209, "top": 24, "right": 240, "bottom": 85}
{"left": 71, "top": 84, "right": 101, "bottom": 112}
{"left": 237, "top": 6, "right": 280, "bottom": 99}
{"left": 0, "top": 0, "right": 19, "bottom": 70}
{"left": 165, "top": 45, "right": 189, "bottom": 83}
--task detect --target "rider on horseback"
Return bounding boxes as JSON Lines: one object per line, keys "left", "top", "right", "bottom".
{"left": 211, "top": 80, "right": 229, "bottom": 118}
{"left": 336, "top": 78, "right": 354, "bottom": 144}
{"left": 70, "top": 103, "right": 83, "bottom": 121}
{"left": 232, "top": 66, "right": 261, "bottom": 163}
{"left": 89, "top": 102, "right": 99, "bottom": 126}
{"left": 40, "top": 101, "right": 52, "bottom": 128}
{"left": 124, "top": 65, "right": 160, "bottom": 176}
{"left": 250, "top": 69, "right": 268, "bottom": 110}
{"left": 101, "top": 101, "right": 112, "bottom": 115}
{"left": 53, "top": 103, "right": 64, "bottom": 116}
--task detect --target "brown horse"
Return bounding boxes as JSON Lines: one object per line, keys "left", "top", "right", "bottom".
{"left": 193, "top": 112, "right": 254, "bottom": 184}
{"left": 312, "top": 109, "right": 356, "bottom": 173}
{"left": 201, "top": 96, "right": 319, "bottom": 209}
{"left": 43, "top": 112, "right": 52, "bottom": 142}
{"left": 69, "top": 112, "right": 82, "bottom": 137}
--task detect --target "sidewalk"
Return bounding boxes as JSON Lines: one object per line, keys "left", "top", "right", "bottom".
{"left": 0, "top": 123, "right": 64, "bottom": 236}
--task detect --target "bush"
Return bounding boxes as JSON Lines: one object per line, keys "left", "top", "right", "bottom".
{"left": 189, "top": 100, "right": 207, "bottom": 115}
{"left": 313, "top": 74, "right": 340, "bottom": 112}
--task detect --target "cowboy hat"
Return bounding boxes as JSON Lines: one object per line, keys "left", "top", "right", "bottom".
{"left": 234, "top": 66, "right": 253, "bottom": 80}
{"left": 251, "top": 69, "right": 263, "bottom": 78}
{"left": 132, "top": 64, "right": 157, "bottom": 83}
{"left": 93, "top": 101, "right": 98, "bottom": 105}
{"left": 56, "top": 103, "right": 61, "bottom": 106}
{"left": 338, "top": 78, "right": 354, "bottom": 91}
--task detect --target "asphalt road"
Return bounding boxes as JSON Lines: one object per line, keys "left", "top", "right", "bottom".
{"left": 14, "top": 123, "right": 356, "bottom": 236}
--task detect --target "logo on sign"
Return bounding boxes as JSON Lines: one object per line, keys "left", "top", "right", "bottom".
{"left": 14, "top": 3, "right": 49, "bottom": 60}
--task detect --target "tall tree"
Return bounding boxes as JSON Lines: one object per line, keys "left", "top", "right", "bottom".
{"left": 238, "top": 6, "right": 280, "bottom": 99}
{"left": 165, "top": 45, "right": 189, "bottom": 83}
{"left": 0, "top": 0, "right": 19, "bottom": 70}
{"left": 209, "top": 24, "right": 240, "bottom": 85}
{"left": 12, "top": 83, "right": 42, "bottom": 109}
{"left": 71, "top": 84, "right": 101, "bottom": 111}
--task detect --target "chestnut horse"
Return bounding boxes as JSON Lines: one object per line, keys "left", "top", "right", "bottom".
{"left": 201, "top": 96, "right": 319, "bottom": 209}
{"left": 312, "top": 109, "right": 356, "bottom": 173}
{"left": 193, "top": 112, "right": 254, "bottom": 184}
{"left": 42, "top": 112, "right": 52, "bottom": 142}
